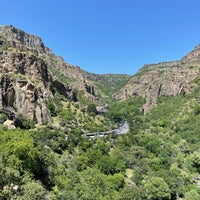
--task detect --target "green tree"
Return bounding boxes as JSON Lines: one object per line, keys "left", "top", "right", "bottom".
{"left": 16, "top": 180, "right": 47, "bottom": 200}
{"left": 97, "top": 155, "right": 125, "bottom": 175}
{"left": 87, "top": 103, "right": 97, "bottom": 116}
{"left": 143, "top": 177, "right": 171, "bottom": 200}
{"left": 184, "top": 189, "right": 200, "bottom": 200}
{"left": 47, "top": 101, "right": 56, "bottom": 116}
{"left": 165, "top": 164, "right": 188, "bottom": 198}
{"left": 0, "top": 166, "right": 21, "bottom": 199}
{"left": 106, "top": 173, "right": 124, "bottom": 190}
{"left": 190, "top": 151, "right": 200, "bottom": 172}
{"left": 76, "top": 168, "right": 120, "bottom": 200}
{"left": 92, "top": 139, "right": 110, "bottom": 155}
{"left": 120, "top": 186, "right": 142, "bottom": 200}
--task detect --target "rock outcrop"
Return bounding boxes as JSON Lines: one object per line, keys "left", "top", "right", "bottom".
{"left": 0, "top": 25, "right": 83, "bottom": 124}
{"left": 0, "top": 25, "right": 47, "bottom": 55}
{"left": 0, "top": 25, "right": 131, "bottom": 109}
{"left": 0, "top": 50, "right": 52, "bottom": 124}
{"left": 181, "top": 44, "right": 200, "bottom": 65}
{"left": 113, "top": 47, "right": 200, "bottom": 113}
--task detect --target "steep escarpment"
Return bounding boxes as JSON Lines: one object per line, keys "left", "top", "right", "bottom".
{"left": 0, "top": 25, "right": 85, "bottom": 124}
{"left": 0, "top": 50, "right": 79, "bottom": 124}
{"left": 1, "top": 25, "right": 134, "bottom": 102}
{"left": 0, "top": 25, "right": 48, "bottom": 55}
{"left": 181, "top": 44, "right": 200, "bottom": 65}
{"left": 113, "top": 47, "right": 200, "bottom": 113}
{"left": 0, "top": 51, "right": 51, "bottom": 123}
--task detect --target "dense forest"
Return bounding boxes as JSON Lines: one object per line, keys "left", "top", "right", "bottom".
{"left": 1, "top": 85, "right": 200, "bottom": 200}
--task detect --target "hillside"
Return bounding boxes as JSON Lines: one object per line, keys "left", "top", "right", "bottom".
{"left": 113, "top": 46, "right": 200, "bottom": 112}
{"left": 87, "top": 73, "right": 131, "bottom": 98}
{"left": 0, "top": 25, "right": 200, "bottom": 200}
{"left": 0, "top": 25, "right": 129, "bottom": 126}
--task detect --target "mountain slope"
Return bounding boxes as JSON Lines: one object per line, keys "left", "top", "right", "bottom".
{"left": 87, "top": 73, "right": 131, "bottom": 98}
{"left": 0, "top": 25, "right": 81, "bottom": 124}
{"left": 113, "top": 46, "right": 200, "bottom": 112}
{"left": 0, "top": 25, "right": 131, "bottom": 126}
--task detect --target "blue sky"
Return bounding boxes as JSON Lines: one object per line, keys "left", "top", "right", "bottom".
{"left": 1, "top": 0, "right": 200, "bottom": 75}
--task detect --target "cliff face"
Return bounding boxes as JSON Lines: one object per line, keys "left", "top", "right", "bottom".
{"left": 0, "top": 25, "right": 131, "bottom": 106}
{"left": 0, "top": 25, "right": 48, "bottom": 55}
{"left": 1, "top": 25, "right": 127, "bottom": 125}
{"left": 0, "top": 25, "right": 90, "bottom": 124}
{"left": 0, "top": 51, "right": 50, "bottom": 123}
{"left": 181, "top": 44, "right": 200, "bottom": 65}
{"left": 113, "top": 48, "right": 200, "bottom": 113}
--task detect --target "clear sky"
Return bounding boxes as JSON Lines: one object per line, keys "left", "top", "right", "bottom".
{"left": 1, "top": 0, "right": 200, "bottom": 75}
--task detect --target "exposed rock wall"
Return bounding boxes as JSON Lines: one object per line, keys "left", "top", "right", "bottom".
{"left": 0, "top": 25, "right": 99, "bottom": 124}
{"left": 0, "top": 25, "right": 109, "bottom": 105}
{"left": 0, "top": 25, "right": 47, "bottom": 54}
{"left": 181, "top": 45, "right": 200, "bottom": 65}
{"left": 0, "top": 50, "right": 53, "bottom": 123}
{"left": 113, "top": 55, "right": 200, "bottom": 113}
{"left": 0, "top": 50, "right": 78, "bottom": 124}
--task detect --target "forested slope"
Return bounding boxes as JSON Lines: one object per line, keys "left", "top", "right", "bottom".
{"left": 1, "top": 85, "right": 200, "bottom": 199}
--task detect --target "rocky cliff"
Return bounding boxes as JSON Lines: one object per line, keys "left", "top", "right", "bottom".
{"left": 113, "top": 47, "right": 200, "bottom": 113}
{"left": 0, "top": 25, "right": 130, "bottom": 126}
{"left": 0, "top": 51, "right": 52, "bottom": 124}
{"left": 0, "top": 25, "right": 97, "bottom": 125}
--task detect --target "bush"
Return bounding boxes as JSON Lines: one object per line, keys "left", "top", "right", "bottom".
{"left": 87, "top": 104, "right": 97, "bottom": 115}
{"left": 97, "top": 155, "right": 125, "bottom": 175}
{"left": 47, "top": 102, "right": 56, "bottom": 116}
{"left": 0, "top": 112, "right": 7, "bottom": 123}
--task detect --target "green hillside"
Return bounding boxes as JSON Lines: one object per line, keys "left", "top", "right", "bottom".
{"left": 88, "top": 73, "right": 131, "bottom": 97}
{"left": 1, "top": 76, "right": 200, "bottom": 199}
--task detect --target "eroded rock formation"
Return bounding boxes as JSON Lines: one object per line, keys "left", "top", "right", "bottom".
{"left": 113, "top": 48, "right": 200, "bottom": 113}
{"left": 0, "top": 51, "right": 52, "bottom": 123}
{"left": 0, "top": 26, "right": 81, "bottom": 124}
